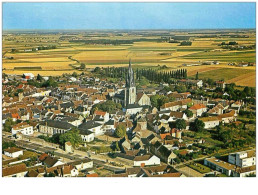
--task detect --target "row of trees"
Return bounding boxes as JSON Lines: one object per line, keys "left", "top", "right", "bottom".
{"left": 136, "top": 68, "right": 188, "bottom": 83}
{"left": 98, "top": 66, "right": 188, "bottom": 83}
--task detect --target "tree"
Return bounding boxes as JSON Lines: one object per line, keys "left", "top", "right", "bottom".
{"left": 195, "top": 72, "right": 199, "bottom": 80}
{"left": 91, "top": 100, "right": 122, "bottom": 114}
{"left": 3, "top": 118, "right": 16, "bottom": 132}
{"left": 115, "top": 141, "right": 120, "bottom": 151}
{"left": 2, "top": 141, "right": 16, "bottom": 150}
{"left": 59, "top": 128, "right": 82, "bottom": 148}
{"left": 175, "top": 119, "right": 186, "bottom": 130}
{"left": 183, "top": 110, "right": 193, "bottom": 118}
{"left": 72, "top": 72, "right": 78, "bottom": 78}
{"left": 36, "top": 74, "right": 43, "bottom": 81}
{"left": 115, "top": 124, "right": 126, "bottom": 138}
{"left": 93, "top": 67, "right": 101, "bottom": 73}
{"left": 42, "top": 76, "right": 58, "bottom": 88}
{"left": 191, "top": 119, "right": 205, "bottom": 132}
{"left": 243, "top": 86, "right": 251, "bottom": 97}
{"left": 80, "top": 63, "right": 86, "bottom": 69}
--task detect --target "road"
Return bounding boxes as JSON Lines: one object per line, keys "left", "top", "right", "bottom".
{"left": 3, "top": 135, "right": 125, "bottom": 173}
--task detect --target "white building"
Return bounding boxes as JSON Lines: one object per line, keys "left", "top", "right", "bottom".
{"left": 11, "top": 123, "right": 34, "bottom": 136}
{"left": 133, "top": 155, "right": 160, "bottom": 167}
{"left": 69, "top": 158, "right": 93, "bottom": 171}
{"left": 4, "top": 147, "right": 23, "bottom": 158}
{"left": 78, "top": 121, "right": 103, "bottom": 136}
{"left": 23, "top": 73, "right": 34, "bottom": 80}
{"left": 125, "top": 104, "right": 143, "bottom": 115}
{"left": 228, "top": 150, "right": 256, "bottom": 168}
{"left": 80, "top": 130, "right": 95, "bottom": 142}
{"left": 199, "top": 117, "right": 220, "bottom": 129}
{"left": 189, "top": 104, "right": 207, "bottom": 117}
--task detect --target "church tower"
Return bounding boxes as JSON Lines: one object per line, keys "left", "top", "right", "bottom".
{"left": 124, "top": 59, "right": 136, "bottom": 107}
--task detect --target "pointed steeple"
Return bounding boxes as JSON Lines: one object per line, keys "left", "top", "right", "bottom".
{"left": 126, "top": 59, "right": 135, "bottom": 87}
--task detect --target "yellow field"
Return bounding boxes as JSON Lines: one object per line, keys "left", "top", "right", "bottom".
{"left": 2, "top": 30, "right": 256, "bottom": 86}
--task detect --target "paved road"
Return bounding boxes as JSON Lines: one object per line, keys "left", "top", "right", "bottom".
{"left": 3, "top": 136, "right": 125, "bottom": 172}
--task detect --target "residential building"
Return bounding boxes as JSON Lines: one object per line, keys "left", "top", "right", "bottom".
{"left": 4, "top": 147, "right": 23, "bottom": 158}
{"left": 228, "top": 150, "right": 256, "bottom": 167}
{"left": 11, "top": 122, "right": 34, "bottom": 136}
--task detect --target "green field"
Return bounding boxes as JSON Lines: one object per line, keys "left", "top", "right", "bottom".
{"left": 183, "top": 50, "right": 256, "bottom": 62}
{"left": 196, "top": 68, "right": 254, "bottom": 81}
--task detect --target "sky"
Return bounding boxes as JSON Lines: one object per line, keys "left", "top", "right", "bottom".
{"left": 2, "top": 2, "right": 256, "bottom": 30}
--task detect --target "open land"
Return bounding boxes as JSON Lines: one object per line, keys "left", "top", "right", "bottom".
{"left": 2, "top": 29, "right": 256, "bottom": 86}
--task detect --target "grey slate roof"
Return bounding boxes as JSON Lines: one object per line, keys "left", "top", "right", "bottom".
{"left": 40, "top": 120, "right": 75, "bottom": 130}
{"left": 78, "top": 121, "right": 102, "bottom": 130}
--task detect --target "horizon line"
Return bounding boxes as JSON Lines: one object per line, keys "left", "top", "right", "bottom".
{"left": 3, "top": 27, "right": 256, "bottom": 31}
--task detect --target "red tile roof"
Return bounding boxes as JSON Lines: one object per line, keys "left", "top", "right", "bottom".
{"left": 160, "top": 133, "right": 170, "bottom": 140}
{"left": 2, "top": 163, "right": 27, "bottom": 177}
{"left": 86, "top": 173, "right": 99, "bottom": 177}
{"left": 39, "top": 153, "right": 49, "bottom": 162}
{"left": 189, "top": 104, "right": 206, "bottom": 110}
{"left": 94, "top": 110, "right": 106, "bottom": 116}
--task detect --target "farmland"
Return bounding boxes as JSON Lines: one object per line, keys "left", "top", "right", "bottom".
{"left": 2, "top": 29, "right": 256, "bottom": 86}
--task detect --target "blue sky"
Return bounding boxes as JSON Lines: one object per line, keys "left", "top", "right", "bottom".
{"left": 3, "top": 2, "right": 256, "bottom": 30}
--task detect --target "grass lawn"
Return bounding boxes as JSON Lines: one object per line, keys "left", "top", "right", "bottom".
{"left": 196, "top": 68, "right": 254, "bottom": 81}
{"left": 188, "top": 162, "right": 212, "bottom": 174}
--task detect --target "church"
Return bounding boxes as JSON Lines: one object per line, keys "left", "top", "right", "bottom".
{"left": 113, "top": 60, "right": 151, "bottom": 113}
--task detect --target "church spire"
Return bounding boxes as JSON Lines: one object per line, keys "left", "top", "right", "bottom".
{"left": 126, "top": 59, "right": 135, "bottom": 87}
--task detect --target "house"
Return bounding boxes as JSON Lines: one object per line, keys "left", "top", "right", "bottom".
{"left": 207, "top": 103, "right": 225, "bottom": 115}
{"left": 4, "top": 147, "right": 23, "bottom": 158}
{"left": 68, "top": 158, "right": 93, "bottom": 171}
{"left": 26, "top": 169, "right": 41, "bottom": 177}
{"left": 78, "top": 121, "right": 103, "bottom": 136}
{"left": 111, "top": 165, "right": 184, "bottom": 177}
{"left": 11, "top": 122, "right": 33, "bottom": 136}
{"left": 104, "top": 119, "right": 115, "bottom": 134}
{"left": 178, "top": 79, "right": 203, "bottom": 88}
{"left": 199, "top": 116, "right": 220, "bottom": 129}
{"left": 23, "top": 73, "right": 34, "bottom": 80}
{"left": 2, "top": 163, "right": 28, "bottom": 177}
{"left": 189, "top": 104, "right": 207, "bottom": 117}
{"left": 228, "top": 150, "right": 256, "bottom": 168}
{"left": 137, "top": 93, "right": 151, "bottom": 106}
{"left": 41, "top": 155, "right": 64, "bottom": 168}
{"left": 62, "top": 165, "right": 78, "bottom": 177}
{"left": 170, "top": 128, "right": 182, "bottom": 139}
{"left": 94, "top": 110, "right": 109, "bottom": 123}
{"left": 218, "top": 110, "right": 236, "bottom": 124}
{"left": 230, "top": 101, "right": 243, "bottom": 113}
{"left": 79, "top": 129, "right": 95, "bottom": 142}
{"left": 168, "top": 92, "right": 191, "bottom": 101}
{"left": 39, "top": 120, "right": 75, "bottom": 135}
{"left": 170, "top": 111, "right": 188, "bottom": 121}
{"left": 150, "top": 141, "right": 177, "bottom": 165}
{"left": 160, "top": 99, "right": 192, "bottom": 111}
{"left": 74, "top": 106, "right": 90, "bottom": 116}
{"left": 216, "top": 81, "right": 226, "bottom": 89}
{"left": 133, "top": 154, "right": 160, "bottom": 167}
